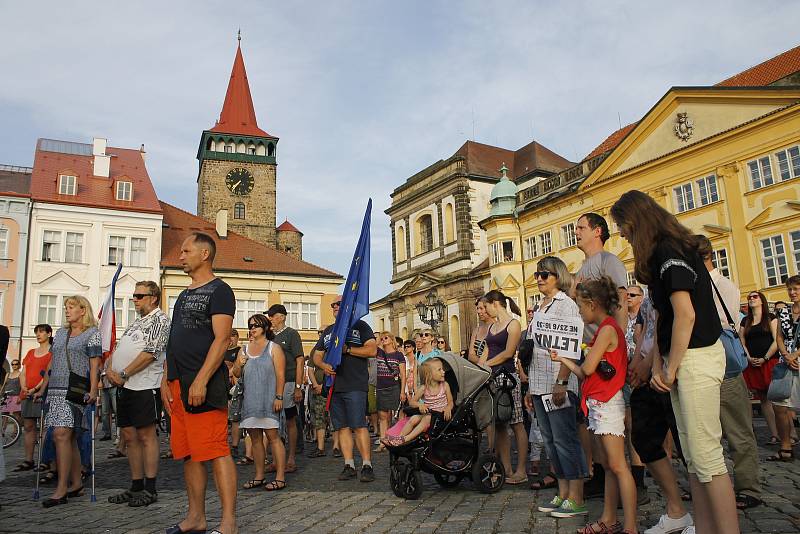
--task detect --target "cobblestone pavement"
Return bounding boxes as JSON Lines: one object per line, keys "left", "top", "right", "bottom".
{"left": 1, "top": 417, "right": 798, "bottom": 534}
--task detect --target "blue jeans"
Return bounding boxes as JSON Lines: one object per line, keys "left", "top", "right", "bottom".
{"left": 532, "top": 392, "right": 588, "bottom": 481}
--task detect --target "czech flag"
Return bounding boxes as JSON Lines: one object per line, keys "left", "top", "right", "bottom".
{"left": 98, "top": 263, "right": 123, "bottom": 361}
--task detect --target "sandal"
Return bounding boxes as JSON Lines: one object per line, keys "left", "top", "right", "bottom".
{"left": 285, "top": 463, "right": 297, "bottom": 473}
{"left": 576, "top": 522, "right": 622, "bottom": 534}
{"left": 530, "top": 473, "right": 558, "bottom": 490}
{"left": 264, "top": 479, "right": 286, "bottom": 491}
{"left": 767, "top": 435, "right": 779, "bottom": 446}
{"left": 332, "top": 448, "right": 342, "bottom": 458}
{"left": 767, "top": 449, "right": 794, "bottom": 461}
{"left": 39, "top": 471, "right": 57, "bottom": 484}
{"left": 128, "top": 489, "right": 157, "bottom": 507}
{"left": 107, "top": 450, "right": 125, "bottom": 459}
{"left": 505, "top": 474, "right": 529, "bottom": 485}
{"left": 34, "top": 464, "right": 49, "bottom": 472}
{"left": 235, "top": 456, "right": 254, "bottom": 465}
{"left": 242, "top": 479, "right": 266, "bottom": 489}
{"left": 13, "top": 460, "right": 35, "bottom": 472}
{"left": 735, "top": 492, "right": 762, "bottom": 509}
{"left": 108, "top": 489, "right": 134, "bottom": 504}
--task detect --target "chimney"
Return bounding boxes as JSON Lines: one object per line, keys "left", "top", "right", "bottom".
{"left": 92, "top": 137, "right": 110, "bottom": 178}
{"left": 216, "top": 209, "right": 228, "bottom": 239}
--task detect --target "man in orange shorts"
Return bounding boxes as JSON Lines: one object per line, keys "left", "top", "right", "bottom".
{"left": 161, "top": 232, "right": 237, "bottom": 534}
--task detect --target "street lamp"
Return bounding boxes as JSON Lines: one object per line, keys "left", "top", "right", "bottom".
{"left": 416, "top": 290, "right": 446, "bottom": 332}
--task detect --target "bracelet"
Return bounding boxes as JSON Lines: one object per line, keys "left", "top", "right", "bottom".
{"left": 555, "top": 379, "right": 569, "bottom": 386}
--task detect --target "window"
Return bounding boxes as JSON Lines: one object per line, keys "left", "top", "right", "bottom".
{"left": 748, "top": 156, "right": 774, "bottom": 189}
{"left": 490, "top": 242, "right": 502, "bottom": 265}
{"left": 444, "top": 203, "right": 455, "bottom": 243}
{"left": 127, "top": 299, "right": 137, "bottom": 325}
{"left": 64, "top": 232, "right": 83, "bottom": 263}
{"left": 561, "top": 223, "right": 577, "bottom": 248}
{"left": 528, "top": 294, "right": 542, "bottom": 310}
{"left": 775, "top": 145, "right": 800, "bottom": 181}
{"left": 234, "top": 299, "right": 263, "bottom": 328}
{"left": 501, "top": 241, "right": 514, "bottom": 262}
{"left": 233, "top": 202, "right": 245, "bottom": 220}
{"left": 248, "top": 147, "right": 256, "bottom": 155}
{"left": 130, "top": 238, "right": 147, "bottom": 267}
{"left": 791, "top": 230, "right": 800, "bottom": 274}
{"left": 395, "top": 225, "right": 407, "bottom": 262}
{"left": 524, "top": 236, "right": 537, "bottom": 260}
{"left": 673, "top": 183, "right": 695, "bottom": 213}
{"left": 0, "top": 228, "right": 7, "bottom": 259}
{"left": 115, "top": 181, "right": 133, "bottom": 201}
{"left": 286, "top": 302, "right": 319, "bottom": 330}
{"left": 627, "top": 271, "right": 637, "bottom": 287}
{"left": 417, "top": 214, "right": 433, "bottom": 254}
{"left": 58, "top": 175, "right": 77, "bottom": 195}
{"left": 38, "top": 295, "right": 58, "bottom": 325}
{"left": 696, "top": 175, "right": 719, "bottom": 206}
{"left": 108, "top": 236, "right": 126, "bottom": 265}
{"left": 114, "top": 298, "right": 124, "bottom": 326}
{"left": 42, "top": 231, "right": 61, "bottom": 262}
{"left": 167, "top": 296, "right": 178, "bottom": 319}
{"left": 224, "top": 144, "right": 233, "bottom": 153}
{"left": 711, "top": 248, "right": 731, "bottom": 279}
{"left": 539, "top": 231, "right": 552, "bottom": 255}
{"left": 760, "top": 235, "right": 789, "bottom": 286}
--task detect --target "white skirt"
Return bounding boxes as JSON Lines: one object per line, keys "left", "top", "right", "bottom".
{"left": 240, "top": 416, "right": 278, "bottom": 430}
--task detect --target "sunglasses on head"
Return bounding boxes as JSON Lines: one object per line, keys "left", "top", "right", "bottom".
{"left": 534, "top": 271, "right": 554, "bottom": 279}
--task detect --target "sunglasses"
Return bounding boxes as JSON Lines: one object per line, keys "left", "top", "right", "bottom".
{"left": 627, "top": 292, "right": 642, "bottom": 298}
{"left": 422, "top": 333, "right": 432, "bottom": 337}
{"left": 747, "top": 295, "right": 760, "bottom": 300}
{"left": 437, "top": 340, "right": 445, "bottom": 344}
{"left": 534, "top": 271, "right": 554, "bottom": 279}
{"left": 132, "top": 293, "right": 153, "bottom": 300}
{"left": 11, "top": 362, "right": 20, "bottom": 366}
{"left": 331, "top": 302, "right": 341, "bottom": 308}
{"left": 247, "top": 323, "right": 264, "bottom": 329}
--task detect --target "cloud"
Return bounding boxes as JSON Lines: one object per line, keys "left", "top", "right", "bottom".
{"left": 1, "top": 1, "right": 798, "bottom": 302}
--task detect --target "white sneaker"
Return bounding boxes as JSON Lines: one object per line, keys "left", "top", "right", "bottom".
{"left": 643, "top": 513, "right": 693, "bottom": 534}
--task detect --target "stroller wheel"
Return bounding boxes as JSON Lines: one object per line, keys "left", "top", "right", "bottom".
{"left": 471, "top": 453, "right": 505, "bottom": 494}
{"left": 434, "top": 472, "right": 463, "bottom": 488}
{"left": 401, "top": 467, "right": 423, "bottom": 500}
{"left": 389, "top": 461, "right": 406, "bottom": 498}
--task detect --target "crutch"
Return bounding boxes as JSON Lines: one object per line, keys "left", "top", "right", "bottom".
{"left": 32, "top": 370, "right": 49, "bottom": 501}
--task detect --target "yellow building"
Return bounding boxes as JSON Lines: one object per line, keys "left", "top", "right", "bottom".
{"left": 483, "top": 46, "right": 800, "bottom": 308}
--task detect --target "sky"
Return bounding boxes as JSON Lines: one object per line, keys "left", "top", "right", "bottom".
{"left": 1, "top": 1, "right": 799, "bottom": 303}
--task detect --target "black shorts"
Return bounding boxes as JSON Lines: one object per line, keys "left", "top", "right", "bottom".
{"left": 284, "top": 405, "right": 298, "bottom": 419}
{"left": 630, "top": 386, "right": 683, "bottom": 464}
{"left": 116, "top": 388, "right": 162, "bottom": 429}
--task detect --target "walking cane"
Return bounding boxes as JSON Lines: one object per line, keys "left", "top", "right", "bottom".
{"left": 32, "top": 370, "right": 49, "bottom": 501}
{"left": 90, "top": 401, "right": 97, "bottom": 502}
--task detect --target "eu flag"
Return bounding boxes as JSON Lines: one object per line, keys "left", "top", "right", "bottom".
{"left": 323, "top": 199, "right": 371, "bottom": 384}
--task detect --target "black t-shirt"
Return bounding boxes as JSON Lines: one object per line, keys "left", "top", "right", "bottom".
{"left": 313, "top": 320, "right": 375, "bottom": 393}
{"left": 224, "top": 347, "right": 240, "bottom": 363}
{"left": 166, "top": 278, "right": 236, "bottom": 380}
{"left": 648, "top": 242, "right": 722, "bottom": 356}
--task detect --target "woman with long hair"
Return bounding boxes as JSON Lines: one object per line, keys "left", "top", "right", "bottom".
{"left": 610, "top": 190, "right": 738, "bottom": 534}
{"left": 480, "top": 290, "right": 528, "bottom": 485}
{"left": 772, "top": 275, "right": 800, "bottom": 461}
{"left": 374, "top": 332, "right": 406, "bottom": 452}
{"left": 41, "top": 296, "right": 102, "bottom": 508}
{"left": 468, "top": 298, "right": 495, "bottom": 365}
{"left": 739, "top": 291, "right": 780, "bottom": 443}
{"left": 231, "top": 313, "right": 287, "bottom": 491}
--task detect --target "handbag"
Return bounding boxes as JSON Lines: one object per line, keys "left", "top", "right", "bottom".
{"left": 64, "top": 330, "right": 90, "bottom": 405}
{"left": 596, "top": 359, "right": 617, "bottom": 380}
{"left": 709, "top": 278, "right": 749, "bottom": 378}
{"left": 767, "top": 362, "right": 795, "bottom": 402}
{"left": 228, "top": 353, "right": 247, "bottom": 422}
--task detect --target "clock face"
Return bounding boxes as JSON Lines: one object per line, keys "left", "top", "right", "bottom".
{"left": 225, "top": 167, "right": 254, "bottom": 196}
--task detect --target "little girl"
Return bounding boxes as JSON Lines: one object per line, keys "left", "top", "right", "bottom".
{"left": 384, "top": 358, "right": 453, "bottom": 445}
{"left": 551, "top": 276, "right": 638, "bottom": 534}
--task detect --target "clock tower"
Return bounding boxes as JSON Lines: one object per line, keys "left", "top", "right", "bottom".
{"left": 197, "top": 36, "right": 279, "bottom": 248}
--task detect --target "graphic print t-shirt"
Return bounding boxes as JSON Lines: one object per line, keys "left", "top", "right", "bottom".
{"left": 166, "top": 278, "right": 236, "bottom": 381}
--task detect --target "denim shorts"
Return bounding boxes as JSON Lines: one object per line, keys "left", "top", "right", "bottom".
{"left": 330, "top": 390, "right": 368, "bottom": 431}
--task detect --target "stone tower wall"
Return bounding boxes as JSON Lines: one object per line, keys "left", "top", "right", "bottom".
{"left": 277, "top": 230, "right": 303, "bottom": 260}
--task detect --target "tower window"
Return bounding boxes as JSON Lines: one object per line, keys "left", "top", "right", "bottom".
{"left": 234, "top": 202, "right": 245, "bottom": 219}
{"left": 225, "top": 144, "right": 234, "bottom": 153}
{"left": 268, "top": 143, "right": 275, "bottom": 157}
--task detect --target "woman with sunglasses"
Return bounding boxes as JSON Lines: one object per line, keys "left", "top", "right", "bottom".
{"left": 468, "top": 299, "right": 495, "bottom": 365}
{"left": 523, "top": 257, "right": 588, "bottom": 517}
{"left": 772, "top": 275, "right": 800, "bottom": 462}
{"left": 402, "top": 341, "right": 418, "bottom": 400}
{"left": 739, "top": 291, "right": 780, "bottom": 444}
{"left": 231, "top": 314, "right": 288, "bottom": 491}
{"left": 374, "top": 332, "right": 406, "bottom": 452}
{"left": 436, "top": 338, "right": 449, "bottom": 351}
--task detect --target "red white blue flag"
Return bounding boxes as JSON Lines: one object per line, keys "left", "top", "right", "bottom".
{"left": 98, "top": 263, "right": 123, "bottom": 360}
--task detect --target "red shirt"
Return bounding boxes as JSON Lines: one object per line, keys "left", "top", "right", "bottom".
{"left": 581, "top": 316, "right": 627, "bottom": 415}
{"left": 20, "top": 349, "right": 52, "bottom": 399}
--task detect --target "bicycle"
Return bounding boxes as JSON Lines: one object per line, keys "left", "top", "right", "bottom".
{"left": 1, "top": 393, "right": 22, "bottom": 449}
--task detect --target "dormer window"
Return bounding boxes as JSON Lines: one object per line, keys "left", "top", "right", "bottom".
{"left": 59, "top": 175, "right": 77, "bottom": 195}
{"left": 116, "top": 181, "right": 133, "bottom": 201}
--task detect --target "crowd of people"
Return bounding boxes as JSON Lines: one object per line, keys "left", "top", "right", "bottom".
{"left": 1, "top": 192, "right": 800, "bottom": 533}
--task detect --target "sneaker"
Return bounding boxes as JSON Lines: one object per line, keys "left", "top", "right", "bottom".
{"left": 537, "top": 495, "right": 564, "bottom": 513}
{"left": 643, "top": 513, "right": 693, "bottom": 534}
{"left": 549, "top": 498, "right": 588, "bottom": 518}
{"left": 338, "top": 465, "right": 357, "bottom": 480}
{"left": 360, "top": 464, "right": 375, "bottom": 482}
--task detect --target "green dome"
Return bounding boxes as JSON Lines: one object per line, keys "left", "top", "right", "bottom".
{"left": 490, "top": 164, "right": 517, "bottom": 201}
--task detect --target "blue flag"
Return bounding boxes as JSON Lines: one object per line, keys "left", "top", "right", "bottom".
{"left": 324, "top": 199, "right": 371, "bottom": 384}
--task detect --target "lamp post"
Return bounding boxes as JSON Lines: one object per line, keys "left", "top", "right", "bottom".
{"left": 416, "top": 289, "right": 446, "bottom": 333}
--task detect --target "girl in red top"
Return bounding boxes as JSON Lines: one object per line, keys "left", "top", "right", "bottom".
{"left": 552, "top": 277, "right": 637, "bottom": 534}
{"left": 17, "top": 324, "right": 53, "bottom": 471}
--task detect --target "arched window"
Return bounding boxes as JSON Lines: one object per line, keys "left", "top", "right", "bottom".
{"left": 401, "top": 327, "right": 408, "bottom": 340}
{"left": 416, "top": 214, "right": 433, "bottom": 255}
{"left": 267, "top": 142, "right": 276, "bottom": 157}
{"left": 396, "top": 225, "right": 406, "bottom": 262}
{"left": 449, "top": 315, "right": 461, "bottom": 352}
{"left": 444, "top": 203, "right": 455, "bottom": 243}
{"left": 233, "top": 202, "right": 245, "bottom": 219}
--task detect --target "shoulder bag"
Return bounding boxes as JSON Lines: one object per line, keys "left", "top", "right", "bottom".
{"left": 228, "top": 347, "right": 247, "bottom": 421}
{"left": 767, "top": 318, "right": 800, "bottom": 402}
{"left": 64, "top": 330, "right": 90, "bottom": 405}
{"left": 709, "top": 278, "right": 748, "bottom": 378}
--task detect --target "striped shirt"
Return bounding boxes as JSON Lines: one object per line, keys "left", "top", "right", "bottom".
{"left": 526, "top": 291, "right": 580, "bottom": 396}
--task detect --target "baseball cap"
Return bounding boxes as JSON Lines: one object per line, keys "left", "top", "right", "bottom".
{"left": 266, "top": 304, "right": 288, "bottom": 316}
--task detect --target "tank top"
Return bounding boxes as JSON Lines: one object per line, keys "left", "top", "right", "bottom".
{"left": 581, "top": 316, "right": 627, "bottom": 415}
{"left": 240, "top": 342, "right": 280, "bottom": 423}
{"left": 423, "top": 382, "right": 448, "bottom": 412}
{"left": 485, "top": 321, "right": 515, "bottom": 373}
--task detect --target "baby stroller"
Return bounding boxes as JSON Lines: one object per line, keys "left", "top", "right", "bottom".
{"left": 387, "top": 352, "right": 516, "bottom": 499}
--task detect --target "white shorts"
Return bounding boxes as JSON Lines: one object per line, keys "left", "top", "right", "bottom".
{"left": 586, "top": 390, "right": 625, "bottom": 436}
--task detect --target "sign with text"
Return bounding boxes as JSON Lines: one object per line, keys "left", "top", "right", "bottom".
{"left": 532, "top": 313, "right": 584, "bottom": 360}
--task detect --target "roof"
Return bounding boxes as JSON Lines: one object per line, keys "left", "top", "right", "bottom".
{"left": 209, "top": 44, "right": 272, "bottom": 138}
{"left": 0, "top": 165, "right": 32, "bottom": 196}
{"left": 584, "top": 43, "right": 800, "bottom": 160}
{"left": 454, "top": 139, "right": 573, "bottom": 180}
{"left": 160, "top": 202, "right": 339, "bottom": 278}
{"left": 276, "top": 219, "right": 302, "bottom": 234}
{"left": 30, "top": 139, "right": 161, "bottom": 214}
{"left": 717, "top": 45, "right": 800, "bottom": 87}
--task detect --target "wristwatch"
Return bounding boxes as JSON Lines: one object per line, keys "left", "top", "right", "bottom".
{"left": 275, "top": 395, "right": 283, "bottom": 400}
{"left": 295, "top": 384, "right": 302, "bottom": 390}
{"left": 120, "top": 370, "right": 129, "bottom": 381}
{"left": 555, "top": 379, "right": 569, "bottom": 386}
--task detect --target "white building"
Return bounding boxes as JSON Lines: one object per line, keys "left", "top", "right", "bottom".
{"left": 21, "top": 138, "right": 163, "bottom": 352}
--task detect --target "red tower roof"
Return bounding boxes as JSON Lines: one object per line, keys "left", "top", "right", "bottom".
{"left": 209, "top": 44, "right": 272, "bottom": 137}
{"left": 276, "top": 219, "right": 302, "bottom": 234}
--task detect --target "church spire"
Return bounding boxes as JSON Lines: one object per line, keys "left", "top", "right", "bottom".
{"left": 209, "top": 36, "right": 271, "bottom": 137}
